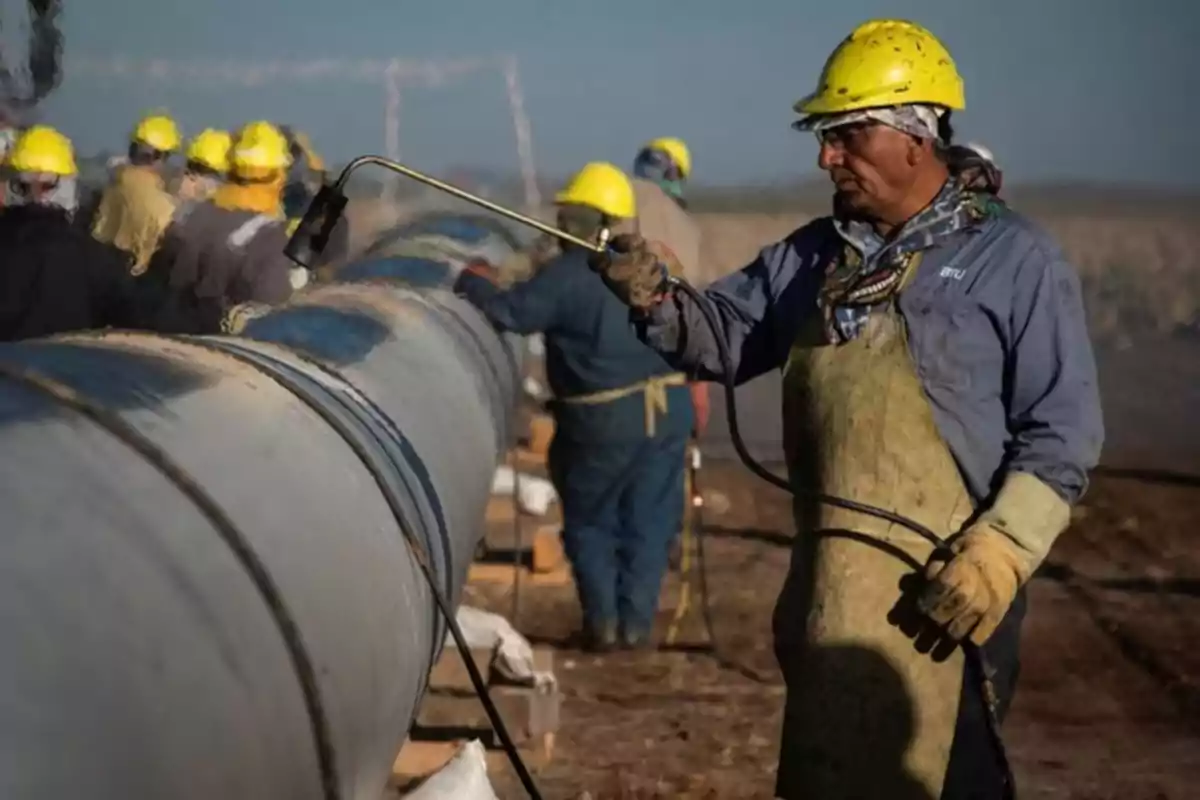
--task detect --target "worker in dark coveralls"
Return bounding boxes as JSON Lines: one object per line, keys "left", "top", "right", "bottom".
{"left": 0, "top": 125, "right": 221, "bottom": 341}
{"left": 148, "top": 120, "right": 298, "bottom": 320}
{"left": 455, "top": 162, "right": 693, "bottom": 652}
{"left": 590, "top": 19, "right": 1103, "bottom": 799}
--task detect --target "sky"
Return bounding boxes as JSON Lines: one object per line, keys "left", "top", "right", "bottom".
{"left": 5, "top": 0, "right": 1200, "bottom": 187}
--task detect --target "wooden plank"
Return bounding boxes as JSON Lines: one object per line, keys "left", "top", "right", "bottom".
{"left": 391, "top": 739, "right": 459, "bottom": 782}
{"left": 426, "top": 646, "right": 493, "bottom": 693}
{"left": 468, "top": 562, "right": 572, "bottom": 588}
{"left": 512, "top": 447, "right": 547, "bottom": 471}
{"left": 415, "top": 684, "right": 561, "bottom": 742}
{"left": 485, "top": 495, "right": 518, "bottom": 526}
{"left": 526, "top": 413, "right": 555, "bottom": 457}
{"left": 390, "top": 737, "right": 554, "bottom": 787}
{"left": 530, "top": 524, "right": 564, "bottom": 573}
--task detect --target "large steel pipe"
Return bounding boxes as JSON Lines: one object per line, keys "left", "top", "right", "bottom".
{"left": 0, "top": 213, "right": 522, "bottom": 799}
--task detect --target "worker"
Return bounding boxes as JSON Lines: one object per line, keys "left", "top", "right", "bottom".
{"left": 628, "top": 137, "right": 711, "bottom": 438}
{"left": 279, "top": 125, "right": 325, "bottom": 217}
{"left": 0, "top": 125, "right": 221, "bottom": 340}
{"left": 175, "top": 128, "right": 231, "bottom": 202}
{"left": 589, "top": 18, "right": 1102, "bottom": 799}
{"left": 632, "top": 136, "right": 691, "bottom": 208}
{"left": 455, "top": 162, "right": 694, "bottom": 652}
{"left": 149, "top": 120, "right": 299, "bottom": 316}
{"left": 90, "top": 111, "right": 181, "bottom": 275}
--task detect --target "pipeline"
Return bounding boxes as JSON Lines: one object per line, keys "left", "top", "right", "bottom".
{"left": 0, "top": 213, "right": 525, "bottom": 799}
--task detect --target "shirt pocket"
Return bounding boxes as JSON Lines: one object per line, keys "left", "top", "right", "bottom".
{"left": 904, "top": 292, "right": 1002, "bottom": 397}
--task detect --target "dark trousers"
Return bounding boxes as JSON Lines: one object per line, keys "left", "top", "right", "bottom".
{"left": 548, "top": 433, "right": 687, "bottom": 636}
{"left": 940, "top": 588, "right": 1026, "bottom": 800}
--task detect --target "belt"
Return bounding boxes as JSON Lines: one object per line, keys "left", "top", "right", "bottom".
{"left": 558, "top": 373, "right": 687, "bottom": 437}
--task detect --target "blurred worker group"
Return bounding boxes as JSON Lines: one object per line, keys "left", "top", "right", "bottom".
{"left": 0, "top": 110, "right": 338, "bottom": 342}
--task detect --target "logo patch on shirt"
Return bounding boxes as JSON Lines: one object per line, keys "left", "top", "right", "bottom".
{"left": 939, "top": 266, "right": 966, "bottom": 280}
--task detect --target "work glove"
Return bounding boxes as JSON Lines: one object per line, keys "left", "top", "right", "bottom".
{"left": 918, "top": 471, "right": 1071, "bottom": 646}
{"left": 221, "top": 301, "right": 273, "bottom": 335}
{"left": 586, "top": 233, "right": 669, "bottom": 312}
{"left": 918, "top": 523, "right": 1031, "bottom": 646}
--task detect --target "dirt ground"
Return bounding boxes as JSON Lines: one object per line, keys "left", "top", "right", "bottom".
{"left": 452, "top": 461, "right": 1200, "bottom": 800}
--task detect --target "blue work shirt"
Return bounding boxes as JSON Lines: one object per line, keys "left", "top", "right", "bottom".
{"left": 642, "top": 207, "right": 1104, "bottom": 505}
{"left": 457, "top": 246, "right": 693, "bottom": 443}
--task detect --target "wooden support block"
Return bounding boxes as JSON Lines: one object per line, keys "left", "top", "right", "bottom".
{"left": 485, "top": 495, "right": 518, "bottom": 526}
{"left": 390, "top": 737, "right": 554, "bottom": 787}
{"left": 415, "top": 684, "right": 561, "bottom": 744}
{"left": 512, "top": 447, "right": 547, "bottom": 471}
{"left": 468, "top": 562, "right": 573, "bottom": 588}
{"left": 527, "top": 413, "right": 555, "bottom": 457}
{"left": 530, "top": 524, "right": 564, "bottom": 573}
{"left": 427, "top": 646, "right": 493, "bottom": 692}
{"left": 392, "top": 739, "right": 460, "bottom": 782}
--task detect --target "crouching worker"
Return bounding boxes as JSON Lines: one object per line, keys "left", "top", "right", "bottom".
{"left": 455, "top": 162, "right": 693, "bottom": 651}
{"left": 0, "top": 126, "right": 222, "bottom": 341}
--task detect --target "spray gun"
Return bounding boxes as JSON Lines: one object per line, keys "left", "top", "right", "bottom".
{"left": 283, "top": 155, "right": 614, "bottom": 271}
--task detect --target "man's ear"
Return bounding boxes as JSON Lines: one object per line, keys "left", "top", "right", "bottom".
{"left": 907, "top": 135, "right": 935, "bottom": 167}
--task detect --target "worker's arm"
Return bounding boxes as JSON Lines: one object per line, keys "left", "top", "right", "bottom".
{"left": 919, "top": 240, "right": 1104, "bottom": 646}
{"left": 455, "top": 253, "right": 571, "bottom": 335}
{"left": 637, "top": 223, "right": 827, "bottom": 385}
{"left": 231, "top": 225, "right": 296, "bottom": 305}
{"left": 978, "top": 243, "right": 1104, "bottom": 566}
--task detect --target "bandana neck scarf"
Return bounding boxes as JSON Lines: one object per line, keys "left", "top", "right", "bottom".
{"left": 819, "top": 179, "right": 1004, "bottom": 343}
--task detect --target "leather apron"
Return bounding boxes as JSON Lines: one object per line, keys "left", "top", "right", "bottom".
{"left": 773, "top": 268, "right": 976, "bottom": 799}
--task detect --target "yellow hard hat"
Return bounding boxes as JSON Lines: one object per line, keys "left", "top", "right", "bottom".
{"left": 132, "top": 112, "right": 182, "bottom": 152}
{"left": 644, "top": 137, "right": 692, "bottom": 178}
{"left": 229, "top": 120, "right": 292, "bottom": 179}
{"left": 794, "top": 19, "right": 965, "bottom": 117}
{"left": 185, "top": 128, "right": 232, "bottom": 175}
{"left": 8, "top": 124, "right": 77, "bottom": 177}
{"left": 555, "top": 162, "right": 636, "bottom": 219}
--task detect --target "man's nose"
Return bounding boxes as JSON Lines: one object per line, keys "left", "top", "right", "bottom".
{"left": 817, "top": 139, "right": 843, "bottom": 171}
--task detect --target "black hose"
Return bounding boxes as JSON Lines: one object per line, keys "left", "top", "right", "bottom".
{"left": 667, "top": 276, "right": 1016, "bottom": 800}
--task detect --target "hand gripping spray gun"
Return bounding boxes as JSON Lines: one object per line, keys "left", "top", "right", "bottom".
{"left": 284, "top": 156, "right": 1017, "bottom": 800}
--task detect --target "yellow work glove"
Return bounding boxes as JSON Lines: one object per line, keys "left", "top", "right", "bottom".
{"left": 221, "top": 302, "right": 273, "bottom": 335}
{"left": 919, "top": 471, "right": 1072, "bottom": 645}
{"left": 918, "top": 524, "right": 1030, "bottom": 645}
{"left": 587, "top": 233, "right": 669, "bottom": 312}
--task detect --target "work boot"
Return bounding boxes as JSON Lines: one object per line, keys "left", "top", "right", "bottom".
{"left": 619, "top": 628, "right": 655, "bottom": 652}
{"left": 581, "top": 623, "right": 618, "bottom": 653}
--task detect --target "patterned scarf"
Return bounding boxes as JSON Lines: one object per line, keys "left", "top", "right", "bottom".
{"left": 819, "top": 179, "right": 1004, "bottom": 343}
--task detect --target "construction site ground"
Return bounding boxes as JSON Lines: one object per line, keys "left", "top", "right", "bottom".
{"left": 448, "top": 460, "right": 1200, "bottom": 800}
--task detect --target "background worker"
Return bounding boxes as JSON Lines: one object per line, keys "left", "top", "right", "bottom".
{"left": 455, "top": 162, "right": 693, "bottom": 652}
{"left": 0, "top": 125, "right": 220, "bottom": 340}
{"left": 629, "top": 136, "right": 711, "bottom": 438}
{"left": 150, "top": 120, "right": 297, "bottom": 318}
{"left": 590, "top": 18, "right": 1102, "bottom": 799}
{"left": 89, "top": 111, "right": 181, "bottom": 275}
{"left": 175, "top": 128, "right": 231, "bottom": 203}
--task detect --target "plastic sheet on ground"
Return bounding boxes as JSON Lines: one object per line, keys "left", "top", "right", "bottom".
{"left": 447, "top": 606, "right": 556, "bottom": 690}
{"left": 491, "top": 466, "right": 557, "bottom": 516}
{"left": 400, "top": 739, "right": 498, "bottom": 800}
